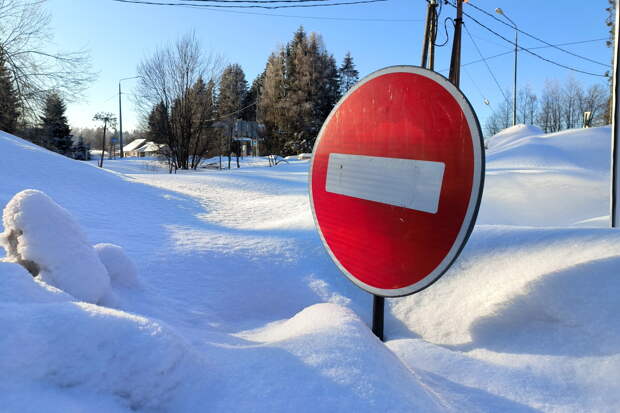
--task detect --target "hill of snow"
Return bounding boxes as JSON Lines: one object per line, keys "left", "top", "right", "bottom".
{"left": 1, "top": 125, "right": 619, "bottom": 412}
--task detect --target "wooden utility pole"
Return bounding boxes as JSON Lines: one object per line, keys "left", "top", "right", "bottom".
{"left": 99, "top": 120, "right": 108, "bottom": 168}
{"left": 448, "top": 0, "right": 464, "bottom": 87}
{"left": 421, "top": 0, "right": 438, "bottom": 70}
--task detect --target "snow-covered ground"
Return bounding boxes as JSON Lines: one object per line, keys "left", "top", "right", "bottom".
{"left": 0, "top": 125, "right": 618, "bottom": 412}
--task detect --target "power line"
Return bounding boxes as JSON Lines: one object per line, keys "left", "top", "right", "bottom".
{"left": 144, "top": 4, "right": 421, "bottom": 21}
{"left": 459, "top": 38, "right": 608, "bottom": 70}
{"left": 112, "top": 0, "right": 387, "bottom": 9}
{"left": 463, "top": 22, "right": 508, "bottom": 103}
{"left": 464, "top": 1, "right": 610, "bottom": 68}
{"left": 443, "top": 1, "right": 608, "bottom": 78}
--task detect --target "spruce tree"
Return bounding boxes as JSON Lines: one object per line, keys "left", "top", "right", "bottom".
{"left": 0, "top": 54, "right": 19, "bottom": 133}
{"left": 217, "top": 64, "right": 248, "bottom": 118}
{"left": 339, "top": 52, "right": 359, "bottom": 96}
{"left": 40, "top": 93, "right": 72, "bottom": 154}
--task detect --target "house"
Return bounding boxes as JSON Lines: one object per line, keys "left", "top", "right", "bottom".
{"left": 213, "top": 119, "right": 265, "bottom": 157}
{"left": 122, "top": 139, "right": 148, "bottom": 157}
{"left": 136, "top": 141, "right": 163, "bottom": 157}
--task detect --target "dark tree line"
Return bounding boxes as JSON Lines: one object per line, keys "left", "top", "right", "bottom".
{"left": 140, "top": 27, "right": 360, "bottom": 170}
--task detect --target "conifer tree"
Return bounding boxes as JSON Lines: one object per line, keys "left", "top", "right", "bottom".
{"left": 339, "top": 52, "right": 359, "bottom": 96}
{"left": 0, "top": 54, "right": 19, "bottom": 133}
{"left": 40, "top": 92, "right": 72, "bottom": 154}
{"left": 217, "top": 64, "right": 248, "bottom": 118}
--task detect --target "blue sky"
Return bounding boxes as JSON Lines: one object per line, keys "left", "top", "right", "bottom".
{"left": 47, "top": 0, "right": 612, "bottom": 132}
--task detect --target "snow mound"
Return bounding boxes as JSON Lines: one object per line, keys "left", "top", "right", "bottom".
{"left": 486, "top": 124, "right": 544, "bottom": 151}
{"left": 95, "top": 243, "right": 140, "bottom": 288}
{"left": 1, "top": 190, "right": 110, "bottom": 303}
{"left": 237, "top": 303, "right": 446, "bottom": 411}
{"left": 393, "top": 226, "right": 620, "bottom": 348}
{"left": 480, "top": 126, "right": 611, "bottom": 226}
{"left": 0, "top": 301, "right": 204, "bottom": 412}
{"left": 0, "top": 261, "right": 71, "bottom": 304}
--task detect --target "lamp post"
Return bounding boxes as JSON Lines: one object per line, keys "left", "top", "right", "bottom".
{"left": 495, "top": 7, "right": 518, "bottom": 126}
{"left": 118, "top": 76, "right": 141, "bottom": 158}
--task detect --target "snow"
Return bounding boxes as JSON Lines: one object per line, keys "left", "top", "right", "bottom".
{"left": 1, "top": 189, "right": 110, "bottom": 303}
{"left": 94, "top": 243, "right": 140, "bottom": 288}
{"left": 0, "top": 125, "right": 619, "bottom": 412}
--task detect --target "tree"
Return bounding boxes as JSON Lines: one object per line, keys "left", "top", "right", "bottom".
{"left": 0, "top": 0, "right": 94, "bottom": 122}
{"left": 136, "top": 32, "right": 223, "bottom": 171}
{"left": 217, "top": 64, "right": 248, "bottom": 118}
{"left": 0, "top": 52, "right": 19, "bottom": 133}
{"left": 242, "top": 72, "right": 264, "bottom": 122}
{"left": 517, "top": 85, "right": 537, "bottom": 125}
{"left": 339, "top": 52, "right": 359, "bottom": 96}
{"left": 484, "top": 91, "right": 512, "bottom": 136}
{"left": 257, "top": 26, "right": 341, "bottom": 155}
{"left": 40, "top": 92, "right": 72, "bottom": 154}
{"left": 93, "top": 112, "right": 117, "bottom": 168}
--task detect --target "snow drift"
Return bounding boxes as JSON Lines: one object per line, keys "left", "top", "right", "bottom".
{"left": 1, "top": 189, "right": 110, "bottom": 303}
{"left": 1, "top": 125, "right": 620, "bottom": 412}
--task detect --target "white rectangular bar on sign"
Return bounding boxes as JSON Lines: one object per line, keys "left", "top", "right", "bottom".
{"left": 325, "top": 153, "right": 445, "bottom": 213}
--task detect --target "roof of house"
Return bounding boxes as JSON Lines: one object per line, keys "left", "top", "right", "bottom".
{"left": 123, "top": 138, "right": 148, "bottom": 152}
{"left": 136, "top": 142, "right": 162, "bottom": 153}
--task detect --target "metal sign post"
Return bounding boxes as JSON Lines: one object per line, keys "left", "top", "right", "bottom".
{"left": 310, "top": 66, "right": 484, "bottom": 341}
{"left": 611, "top": 2, "right": 620, "bottom": 227}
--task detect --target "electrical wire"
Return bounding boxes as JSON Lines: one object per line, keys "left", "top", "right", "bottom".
{"left": 443, "top": 0, "right": 608, "bottom": 78}
{"left": 464, "top": 1, "right": 611, "bottom": 68}
{"left": 112, "top": 0, "right": 387, "bottom": 9}
{"left": 148, "top": 5, "right": 421, "bottom": 21}
{"left": 459, "top": 38, "right": 608, "bottom": 70}
{"left": 463, "top": 22, "right": 508, "bottom": 103}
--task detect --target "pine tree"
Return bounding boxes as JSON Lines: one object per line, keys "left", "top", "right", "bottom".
{"left": 339, "top": 52, "right": 359, "bottom": 96}
{"left": 0, "top": 54, "right": 19, "bottom": 133}
{"left": 40, "top": 93, "right": 72, "bottom": 154}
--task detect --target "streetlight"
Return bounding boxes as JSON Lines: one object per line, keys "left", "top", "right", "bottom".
{"left": 118, "top": 76, "right": 141, "bottom": 158}
{"left": 495, "top": 7, "right": 518, "bottom": 126}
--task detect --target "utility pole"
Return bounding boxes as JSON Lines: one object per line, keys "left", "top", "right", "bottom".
{"left": 448, "top": 0, "right": 464, "bottom": 87}
{"left": 611, "top": 1, "right": 620, "bottom": 227}
{"left": 118, "top": 82, "right": 123, "bottom": 158}
{"left": 421, "top": 0, "right": 438, "bottom": 70}
{"left": 118, "top": 76, "right": 140, "bottom": 159}
{"left": 99, "top": 119, "right": 108, "bottom": 168}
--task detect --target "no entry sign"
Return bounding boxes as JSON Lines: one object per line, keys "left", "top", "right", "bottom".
{"left": 309, "top": 66, "right": 484, "bottom": 297}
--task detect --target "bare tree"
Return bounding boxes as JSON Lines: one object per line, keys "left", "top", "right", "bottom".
{"left": 537, "top": 80, "right": 563, "bottom": 132}
{"left": 0, "top": 0, "right": 95, "bottom": 122}
{"left": 135, "top": 32, "right": 223, "bottom": 170}
{"left": 578, "top": 84, "right": 609, "bottom": 127}
{"left": 517, "top": 85, "right": 538, "bottom": 125}
{"left": 484, "top": 91, "right": 512, "bottom": 136}
{"left": 562, "top": 77, "right": 583, "bottom": 129}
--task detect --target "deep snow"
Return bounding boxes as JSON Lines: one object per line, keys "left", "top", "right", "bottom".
{"left": 0, "top": 125, "right": 619, "bottom": 412}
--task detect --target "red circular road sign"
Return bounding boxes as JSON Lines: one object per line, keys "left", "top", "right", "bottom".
{"left": 309, "top": 66, "right": 484, "bottom": 297}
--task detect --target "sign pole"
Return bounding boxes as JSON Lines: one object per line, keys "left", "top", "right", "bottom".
{"left": 372, "top": 295, "right": 385, "bottom": 341}
{"left": 611, "top": 1, "right": 620, "bottom": 227}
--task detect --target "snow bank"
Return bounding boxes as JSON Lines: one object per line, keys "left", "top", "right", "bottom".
{"left": 1, "top": 189, "right": 110, "bottom": 303}
{"left": 0, "top": 300, "right": 204, "bottom": 412}
{"left": 486, "top": 124, "right": 544, "bottom": 151}
{"left": 0, "top": 261, "right": 71, "bottom": 304}
{"left": 235, "top": 303, "right": 446, "bottom": 412}
{"left": 480, "top": 126, "right": 611, "bottom": 226}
